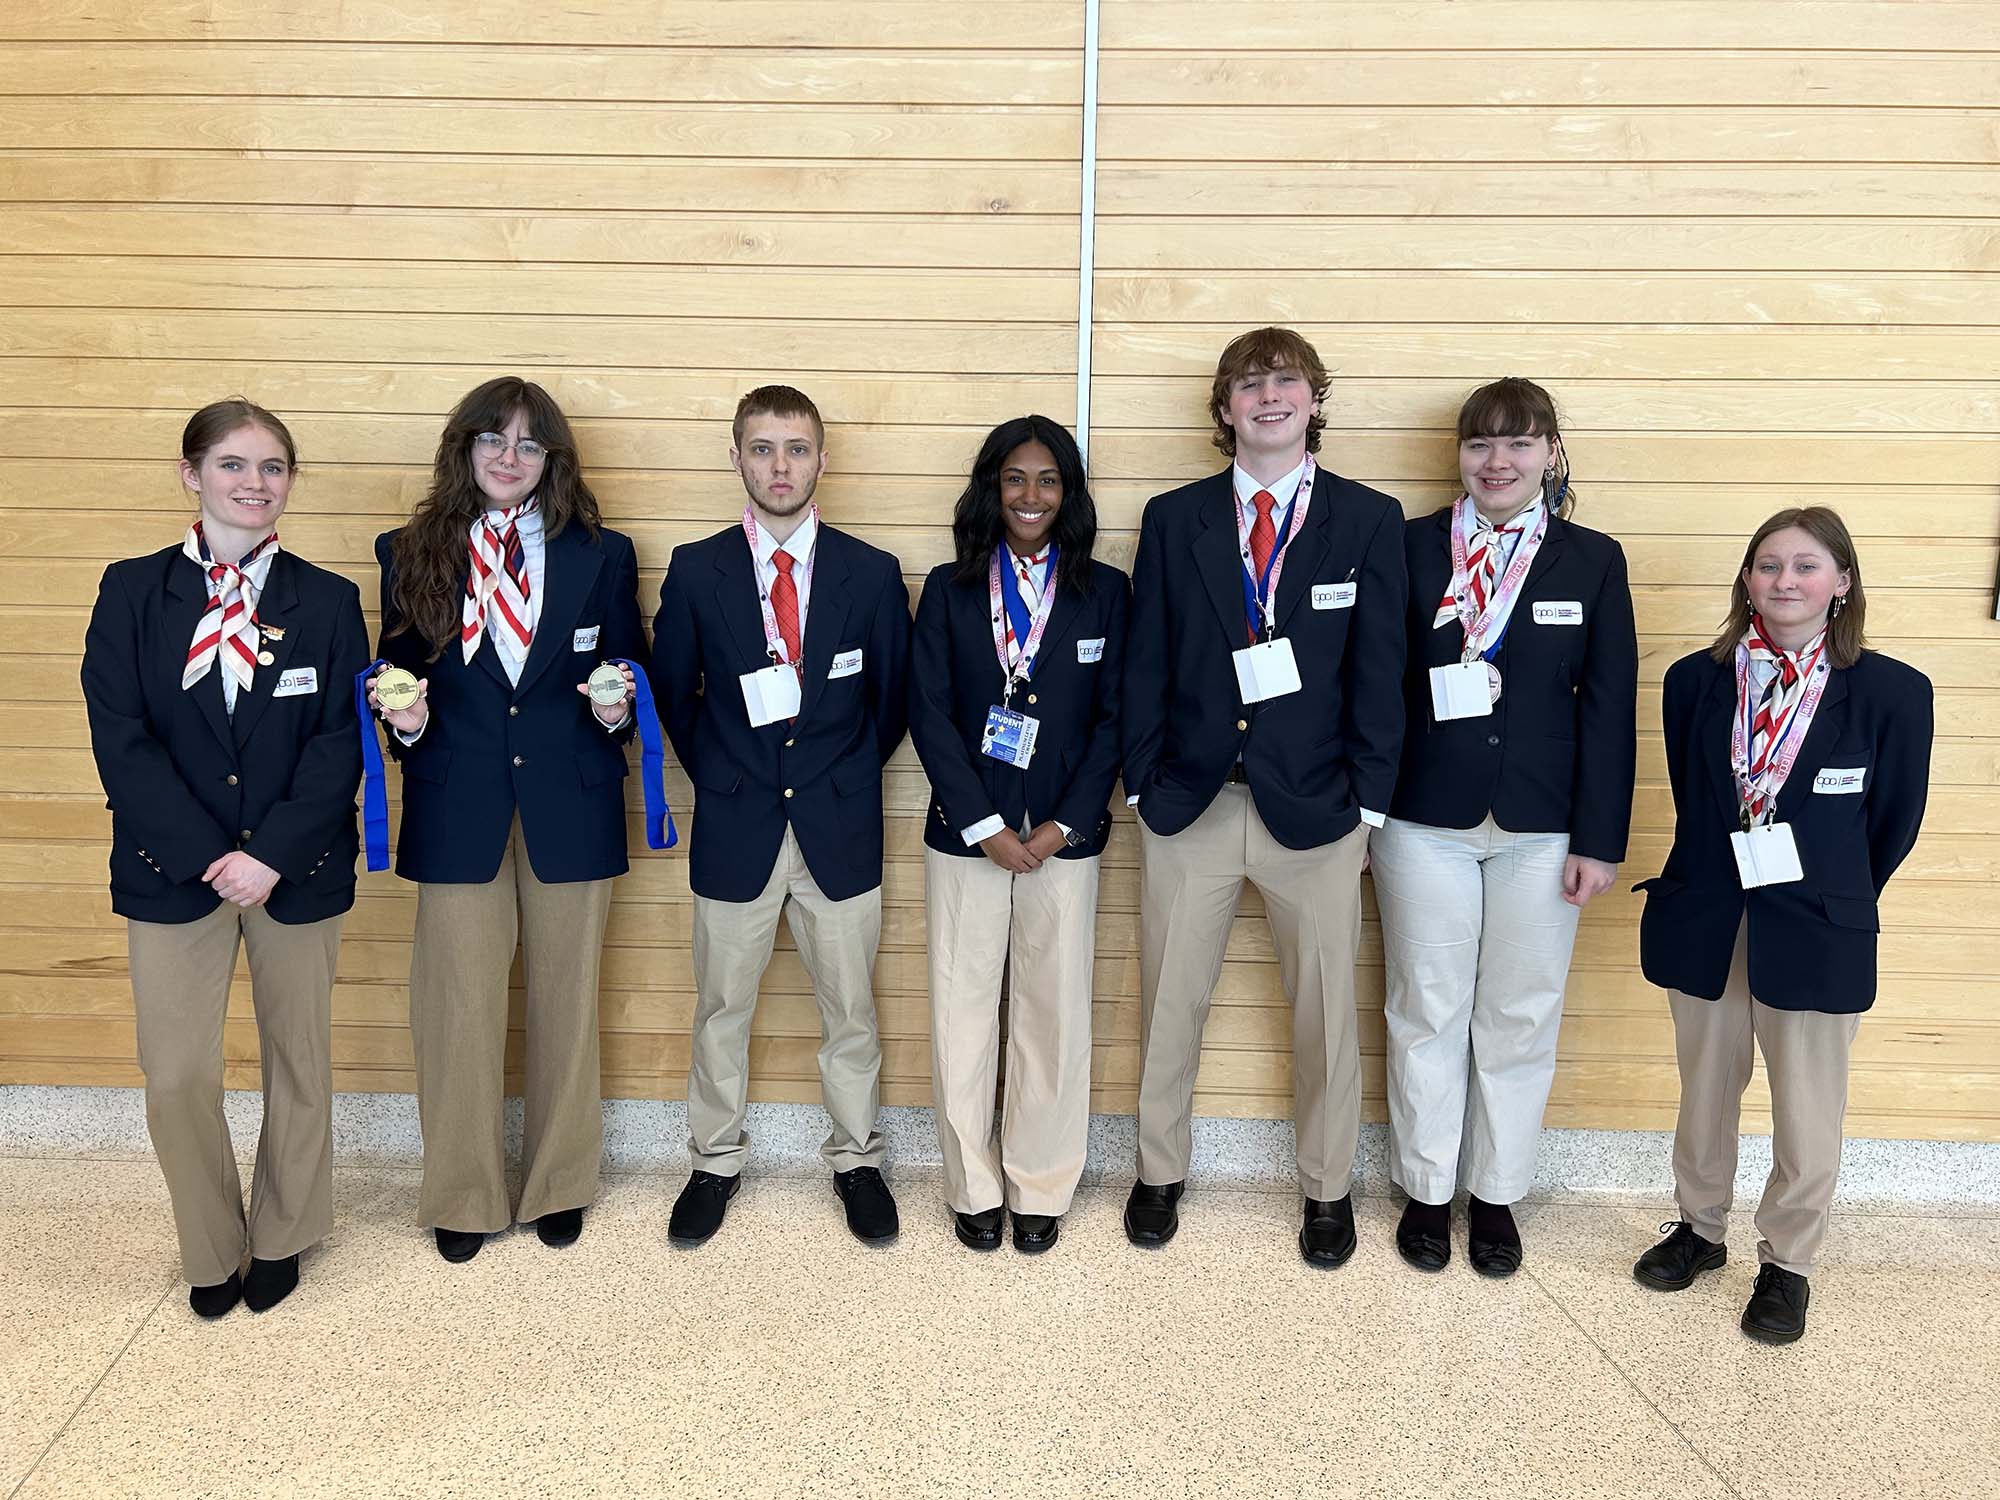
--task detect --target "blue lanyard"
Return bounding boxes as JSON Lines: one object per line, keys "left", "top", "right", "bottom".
{"left": 998, "top": 544, "right": 1055, "bottom": 680}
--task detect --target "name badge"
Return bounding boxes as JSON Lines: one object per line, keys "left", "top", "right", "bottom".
{"left": 829, "top": 648, "right": 864, "bottom": 679}
{"left": 573, "top": 625, "right": 600, "bottom": 652}
{"left": 1077, "top": 637, "right": 1105, "bottom": 663}
{"left": 1231, "top": 638, "right": 1302, "bottom": 704}
{"left": 739, "top": 664, "right": 802, "bottom": 727}
{"left": 980, "top": 704, "right": 1039, "bottom": 768}
{"left": 1428, "top": 661, "right": 1491, "bottom": 721}
{"left": 1813, "top": 767, "right": 1867, "bottom": 795}
{"left": 1731, "top": 822, "right": 1804, "bottom": 888}
{"left": 1312, "top": 582, "right": 1358, "bottom": 610}
{"left": 272, "top": 667, "right": 319, "bottom": 698}
{"left": 1532, "top": 601, "right": 1583, "bottom": 626}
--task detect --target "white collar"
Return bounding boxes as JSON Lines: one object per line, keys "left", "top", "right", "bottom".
{"left": 1232, "top": 456, "right": 1309, "bottom": 510}
{"left": 752, "top": 507, "right": 816, "bottom": 568}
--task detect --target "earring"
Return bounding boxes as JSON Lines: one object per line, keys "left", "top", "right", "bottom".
{"left": 1831, "top": 594, "right": 1847, "bottom": 617}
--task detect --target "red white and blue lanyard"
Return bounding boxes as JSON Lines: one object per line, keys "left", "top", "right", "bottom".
{"left": 743, "top": 502, "right": 816, "bottom": 672}
{"left": 990, "top": 543, "right": 1058, "bottom": 704}
{"left": 1447, "top": 495, "right": 1548, "bottom": 665}
{"left": 1240, "top": 458, "right": 1315, "bottom": 641}
{"left": 1731, "top": 632, "right": 1830, "bottom": 828}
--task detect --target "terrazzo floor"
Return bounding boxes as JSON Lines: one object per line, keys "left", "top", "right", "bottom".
{"left": 5, "top": 1153, "right": 1996, "bottom": 1499}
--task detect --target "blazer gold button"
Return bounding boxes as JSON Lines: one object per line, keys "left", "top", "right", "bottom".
{"left": 226, "top": 774, "right": 239, "bottom": 786}
{"left": 1027, "top": 693, "right": 1038, "bottom": 705}
{"left": 785, "top": 738, "right": 795, "bottom": 747}
{"left": 513, "top": 754, "right": 525, "bottom": 767}
{"left": 784, "top": 788, "right": 795, "bottom": 799}
{"left": 509, "top": 705, "right": 519, "bottom": 717}
{"left": 240, "top": 829, "right": 252, "bottom": 840}
{"left": 1236, "top": 718, "right": 1248, "bottom": 731}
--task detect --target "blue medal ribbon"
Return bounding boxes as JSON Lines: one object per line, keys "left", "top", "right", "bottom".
{"left": 353, "top": 661, "right": 394, "bottom": 872}
{"left": 611, "top": 657, "right": 678, "bottom": 850}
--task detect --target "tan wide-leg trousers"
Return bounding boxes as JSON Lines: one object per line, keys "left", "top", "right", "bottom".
{"left": 129, "top": 902, "right": 341, "bottom": 1288}
{"left": 688, "top": 825, "right": 886, "bottom": 1175}
{"left": 1137, "top": 785, "right": 1368, "bottom": 1198}
{"left": 1668, "top": 919, "right": 1860, "bottom": 1276}
{"left": 410, "top": 815, "right": 613, "bottom": 1233}
{"left": 923, "top": 847, "right": 1098, "bottom": 1216}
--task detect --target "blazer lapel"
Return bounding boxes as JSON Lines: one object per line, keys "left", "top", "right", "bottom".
{"left": 1699, "top": 660, "right": 1743, "bottom": 831}
{"left": 795, "top": 528, "right": 853, "bottom": 724}
{"left": 513, "top": 526, "right": 601, "bottom": 700}
{"left": 1773, "top": 665, "right": 1850, "bottom": 824}
{"left": 1271, "top": 483, "right": 1333, "bottom": 635}
{"left": 1032, "top": 557, "right": 1085, "bottom": 672}
{"left": 163, "top": 551, "right": 234, "bottom": 756}
{"left": 1195, "top": 474, "right": 1249, "bottom": 647}
{"left": 229, "top": 553, "right": 301, "bottom": 745}
{"left": 1520, "top": 512, "right": 1568, "bottom": 593}
{"left": 713, "top": 528, "right": 776, "bottom": 675}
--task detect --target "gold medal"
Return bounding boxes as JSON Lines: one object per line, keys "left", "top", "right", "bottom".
{"left": 374, "top": 666, "right": 421, "bottom": 713}
{"left": 257, "top": 650, "right": 275, "bottom": 666}
{"left": 587, "top": 662, "right": 630, "bottom": 707}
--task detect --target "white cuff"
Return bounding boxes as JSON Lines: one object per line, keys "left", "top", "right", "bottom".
{"left": 598, "top": 706, "right": 633, "bottom": 733}
{"left": 394, "top": 716, "right": 428, "bottom": 746}
{"left": 1359, "top": 807, "right": 1386, "bottom": 829}
{"left": 1055, "top": 821, "right": 1073, "bottom": 840}
{"left": 960, "top": 813, "right": 1006, "bottom": 846}
{"left": 1125, "top": 794, "right": 1140, "bottom": 808}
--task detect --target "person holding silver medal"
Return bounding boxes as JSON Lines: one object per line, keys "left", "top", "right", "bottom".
{"left": 368, "top": 376, "right": 646, "bottom": 1263}
{"left": 1371, "top": 378, "right": 1637, "bottom": 1277}
{"left": 908, "top": 416, "right": 1128, "bottom": 1253}
{"left": 82, "top": 399, "right": 367, "bottom": 1317}
{"left": 1633, "top": 507, "right": 1931, "bottom": 1344}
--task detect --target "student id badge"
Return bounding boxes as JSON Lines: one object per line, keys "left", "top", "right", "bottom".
{"left": 1428, "top": 661, "right": 1493, "bottom": 720}
{"left": 1730, "top": 822, "right": 1804, "bottom": 889}
{"left": 739, "top": 663, "right": 803, "bottom": 727}
{"left": 980, "top": 704, "right": 1039, "bottom": 768}
{"left": 1232, "top": 638, "right": 1302, "bottom": 704}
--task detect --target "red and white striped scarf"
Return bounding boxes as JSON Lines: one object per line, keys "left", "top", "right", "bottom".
{"left": 1003, "top": 548, "right": 1048, "bottom": 667}
{"left": 1739, "top": 613, "right": 1827, "bottom": 823}
{"left": 181, "top": 521, "right": 280, "bottom": 696}
{"left": 1432, "top": 504, "right": 1532, "bottom": 632}
{"left": 461, "top": 497, "right": 538, "bottom": 671}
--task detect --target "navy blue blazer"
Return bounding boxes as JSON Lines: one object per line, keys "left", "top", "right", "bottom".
{"left": 374, "top": 523, "right": 645, "bottom": 886}
{"left": 1390, "top": 508, "right": 1638, "bottom": 862}
{"left": 649, "top": 521, "right": 911, "bottom": 903}
{"left": 908, "top": 556, "right": 1129, "bottom": 859}
{"left": 82, "top": 545, "right": 367, "bottom": 925}
{"left": 1637, "top": 649, "right": 1932, "bottom": 1014}
{"left": 1120, "top": 466, "right": 1408, "bottom": 848}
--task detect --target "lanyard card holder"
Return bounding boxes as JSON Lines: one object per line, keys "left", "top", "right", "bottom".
{"left": 1731, "top": 822, "right": 1804, "bottom": 888}
{"left": 1429, "top": 661, "right": 1492, "bottom": 720}
{"left": 740, "top": 662, "right": 802, "bottom": 727}
{"left": 1232, "top": 637, "right": 1301, "bottom": 704}
{"left": 981, "top": 704, "right": 1039, "bottom": 768}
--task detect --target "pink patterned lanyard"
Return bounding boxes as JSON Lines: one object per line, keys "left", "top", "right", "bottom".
{"left": 988, "top": 548, "right": 1058, "bottom": 702}
{"left": 1731, "top": 643, "right": 1830, "bottom": 827}
{"left": 1446, "top": 496, "right": 1547, "bottom": 663}
{"left": 742, "top": 503, "right": 817, "bottom": 666}
{"left": 1239, "top": 458, "right": 1316, "bottom": 639}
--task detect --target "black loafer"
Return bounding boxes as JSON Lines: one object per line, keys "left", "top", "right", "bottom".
{"left": 833, "top": 1166, "right": 900, "bottom": 1243}
{"left": 1469, "top": 1235, "right": 1523, "bottom": 1278}
{"left": 1633, "top": 1220, "right": 1727, "bottom": 1291}
{"left": 1300, "top": 1194, "right": 1358, "bottom": 1268}
{"left": 1012, "top": 1213, "right": 1060, "bottom": 1255}
{"left": 242, "top": 1254, "right": 299, "bottom": 1312}
{"left": 1466, "top": 1196, "right": 1523, "bottom": 1278}
{"left": 669, "top": 1170, "right": 741, "bottom": 1246}
{"left": 189, "top": 1272, "right": 243, "bottom": 1319}
{"left": 1741, "top": 1264, "right": 1810, "bottom": 1345}
{"left": 536, "top": 1207, "right": 584, "bottom": 1248}
{"left": 1123, "top": 1180, "right": 1184, "bottom": 1247}
{"left": 434, "top": 1227, "right": 483, "bottom": 1264}
{"left": 954, "top": 1207, "right": 1004, "bottom": 1251}
{"left": 1395, "top": 1201, "right": 1451, "bottom": 1273}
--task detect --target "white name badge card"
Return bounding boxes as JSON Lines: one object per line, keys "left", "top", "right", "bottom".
{"left": 1531, "top": 601, "right": 1583, "bottom": 626}
{"left": 1232, "top": 638, "right": 1302, "bottom": 704}
{"left": 1731, "top": 823, "right": 1804, "bottom": 888}
{"left": 980, "top": 705, "right": 1039, "bottom": 768}
{"left": 829, "top": 648, "right": 864, "bottom": 679}
{"left": 1429, "top": 661, "right": 1492, "bottom": 721}
{"left": 1813, "top": 767, "right": 1867, "bottom": 795}
{"left": 273, "top": 667, "right": 318, "bottom": 698}
{"left": 1311, "top": 582, "right": 1357, "bottom": 611}
{"left": 573, "top": 625, "right": 601, "bottom": 652}
{"left": 739, "top": 663, "right": 802, "bottom": 727}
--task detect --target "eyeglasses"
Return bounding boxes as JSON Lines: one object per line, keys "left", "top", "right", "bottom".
{"left": 473, "top": 433, "right": 548, "bottom": 463}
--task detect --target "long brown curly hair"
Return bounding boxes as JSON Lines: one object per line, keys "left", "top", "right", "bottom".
{"left": 386, "top": 377, "right": 602, "bottom": 657}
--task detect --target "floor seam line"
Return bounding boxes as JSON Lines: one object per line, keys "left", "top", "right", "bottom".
{"left": 8, "top": 1278, "right": 175, "bottom": 1499}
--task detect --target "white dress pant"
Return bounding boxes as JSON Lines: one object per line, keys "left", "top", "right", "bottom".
{"left": 1372, "top": 814, "right": 1580, "bottom": 1205}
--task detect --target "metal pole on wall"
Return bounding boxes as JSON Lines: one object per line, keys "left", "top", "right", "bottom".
{"left": 1074, "top": 0, "right": 1100, "bottom": 463}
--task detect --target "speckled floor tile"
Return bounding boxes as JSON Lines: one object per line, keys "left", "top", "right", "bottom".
{"left": 1521, "top": 1202, "right": 2000, "bottom": 1500}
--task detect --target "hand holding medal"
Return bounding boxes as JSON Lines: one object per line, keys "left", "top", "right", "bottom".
{"left": 578, "top": 661, "right": 635, "bottom": 725}
{"left": 368, "top": 663, "right": 429, "bottom": 733}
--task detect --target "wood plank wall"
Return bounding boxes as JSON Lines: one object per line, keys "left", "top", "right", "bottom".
{"left": 2, "top": 1, "right": 1995, "bottom": 1142}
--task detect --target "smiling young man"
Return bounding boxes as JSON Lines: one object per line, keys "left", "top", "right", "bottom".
{"left": 1119, "top": 328, "right": 1408, "bottom": 1266}
{"left": 649, "top": 385, "right": 911, "bottom": 1247}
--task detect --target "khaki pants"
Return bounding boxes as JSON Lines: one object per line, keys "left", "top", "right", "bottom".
{"left": 129, "top": 903, "right": 341, "bottom": 1288}
{"left": 1669, "top": 919, "right": 1860, "bottom": 1276}
{"left": 410, "top": 815, "right": 613, "bottom": 1232}
{"left": 924, "top": 847, "right": 1098, "bottom": 1216}
{"left": 688, "top": 826, "right": 885, "bottom": 1174}
{"left": 1371, "top": 815, "right": 1581, "bottom": 1206}
{"left": 1137, "top": 784, "right": 1367, "bottom": 1198}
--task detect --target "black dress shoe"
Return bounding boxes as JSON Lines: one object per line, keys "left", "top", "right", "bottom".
{"left": 1633, "top": 1220, "right": 1727, "bottom": 1291}
{"left": 536, "top": 1207, "right": 584, "bottom": 1248}
{"left": 242, "top": 1254, "right": 299, "bottom": 1312}
{"left": 189, "top": 1272, "right": 243, "bottom": 1319}
{"left": 833, "top": 1166, "right": 899, "bottom": 1243}
{"left": 1300, "top": 1194, "right": 1358, "bottom": 1268}
{"left": 668, "top": 1170, "right": 741, "bottom": 1245}
{"left": 434, "top": 1227, "right": 484, "bottom": 1264}
{"left": 954, "top": 1207, "right": 1004, "bottom": 1251}
{"left": 1395, "top": 1199, "right": 1451, "bottom": 1273}
{"left": 1741, "top": 1264, "right": 1810, "bottom": 1344}
{"left": 1011, "top": 1213, "right": 1060, "bottom": 1254}
{"left": 1123, "top": 1180, "right": 1183, "bottom": 1247}
{"left": 1467, "top": 1195, "right": 1523, "bottom": 1279}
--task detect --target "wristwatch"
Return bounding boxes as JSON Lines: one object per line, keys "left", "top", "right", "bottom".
{"left": 1062, "top": 826, "right": 1088, "bottom": 849}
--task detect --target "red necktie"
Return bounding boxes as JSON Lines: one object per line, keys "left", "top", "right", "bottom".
{"left": 771, "top": 548, "right": 802, "bottom": 676}
{"left": 1246, "top": 489, "right": 1277, "bottom": 644}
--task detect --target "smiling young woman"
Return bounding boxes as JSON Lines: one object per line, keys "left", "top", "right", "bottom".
{"left": 81, "top": 399, "right": 368, "bottom": 1319}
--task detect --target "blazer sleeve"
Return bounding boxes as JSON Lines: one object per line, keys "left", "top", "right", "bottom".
{"left": 906, "top": 574, "right": 1000, "bottom": 836}
{"left": 1342, "top": 495, "right": 1409, "bottom": 814}
{"left": 1865, "top": 666, "right": 1933, "bottom": 894}
{"left": 594, "top": 531, "right": 646, "bottom": 747}
{"left": 648, "top": 548, "right": 702, "bottom": 771}
{"left": 80, "top": 563, "right": 235, "bottom": 883}
{"left": 373, "top": 530, "right": 439, "bottom": 765}
{"left": 244, "top": 578, "right": 368, "bottom": 883}
{"left": 1567, "top": 540, "right": 1639, "bottom": 863}
{"left": 1053, "top": 570, "right": 1129, "bottom": 836}
{"left": 1119, "top": 501, "right": 1169, "bottom": 800}
{"left": 1658, "top": 655, "right": 1696, "bottom": 824}
{"left": 869, "top": 561, "right": 912, "bottom": 766}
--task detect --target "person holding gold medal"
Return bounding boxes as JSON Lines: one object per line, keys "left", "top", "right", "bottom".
{"left": 1371, "top": 378, "right": 1637, "bottom": 1277}
{"left": 82, "top": 399, "right": 368, "bottom": 1317}
{"left": 369, "top": 377, "right": 648, "bottom": 1263}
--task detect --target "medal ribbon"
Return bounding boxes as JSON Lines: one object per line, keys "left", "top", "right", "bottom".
{"left": 353, "top": 660, "right": 395, "bottom": 871}
{"left": 743, "top": 503, "right": 818, "bottom": 675}
{"left": 609, "top": 657, "right": 678, "bottom": 850}
{"left": 1440, "top": 494, "right": 1548, "bottom": 665}
{"left": 1731, "top": 621, "right": 1830, "bottom": 827}
{"left": 1238, "top": 458, "right": 1316, "bottom": 640}
{"left": 988, "top": 543, "right": 1059, "bottom": 699}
